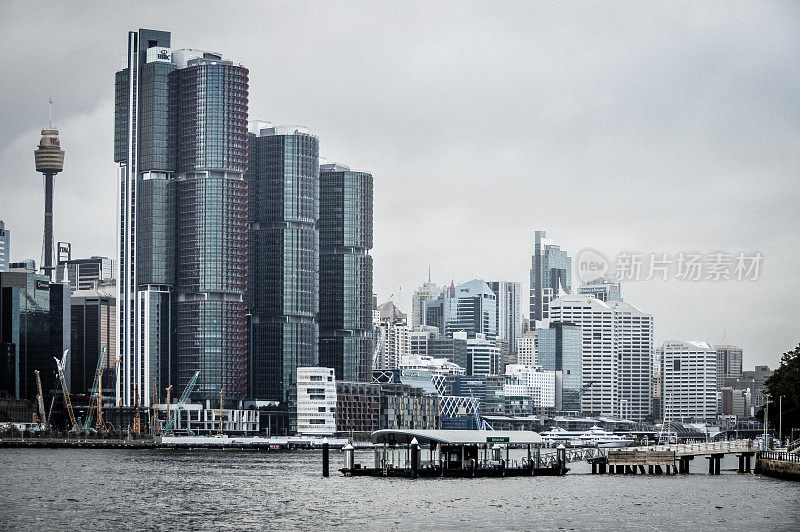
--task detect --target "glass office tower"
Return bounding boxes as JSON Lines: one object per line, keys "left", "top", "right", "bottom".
{"left": 318, "top": 163, "right": 373, "bottom": 383}
{"left": 530, "top": 230, "right": 572, "bottom": 322}
{"left": 115, "top": 29, "right": 249, "bottom": 405}
{"left": 174, "top": 54, "right": 249, "bottom": 402}
{"left": 537, "top": 321, "right": 582, "bottom": 413}
{"left": 246, "top": 124, "right": 319, "bottom": 402}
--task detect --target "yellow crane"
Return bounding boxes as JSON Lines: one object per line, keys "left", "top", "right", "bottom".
{"left": 54, "top": 351, "right": 78, "bottom": 431}
{"left": 34, "top": 370, "right": 48, "bottom": 429}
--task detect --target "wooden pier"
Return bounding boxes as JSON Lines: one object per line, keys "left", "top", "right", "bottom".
{"left": 589, "top": 440, "right": 757, "bottom": 475}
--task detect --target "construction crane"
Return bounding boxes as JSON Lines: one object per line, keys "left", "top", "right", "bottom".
{"left": 151, "top": 377, "right": 159, "bottom": 436}
{"left": 54, "top": 350, "right": 78, "bottom": 431}
{"left": 162, "top": 371, "right": 200, "bottom": 435}
{"left": 34, "top": 370, "right": 48, "bottom": 429}
{"left": 96, "top": 370, "right": 105, "bottom": 431}
{"left": 218, "top": 387, "right": 224, "bottom": 436}
{"left": 372, "top": 327, "right": 385, "bottom": 370}
{"left": 132, "top": 386, "right": 141, "bottom": 435}
{"left": 81, "top": 347, "right": 107, "bottom": 431}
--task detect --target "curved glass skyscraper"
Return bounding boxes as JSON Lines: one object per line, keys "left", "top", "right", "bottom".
{"left": 115, "top": 29, "right": 249, "bottom": 405}
{"left": 174, "top": 55, "right": 249, "bottom": 402}
{"left": 318, "top": 163, "right": 373, "bottom": 382}
{"left": 246, "top": 124, "right": 319, "bottom": 402}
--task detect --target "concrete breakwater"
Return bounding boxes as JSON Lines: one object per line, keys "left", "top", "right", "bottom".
{"left": 755, "top": 451, "right": 800, "bottom": 481}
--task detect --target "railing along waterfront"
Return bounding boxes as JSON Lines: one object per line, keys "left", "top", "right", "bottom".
{"left": 627, "top": 440, "right": 755, "bottom": 455}
{"left": 759, "top": 451, "right": 800, "bottom": 463}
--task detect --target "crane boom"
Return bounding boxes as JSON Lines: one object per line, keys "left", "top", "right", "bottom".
{"left": 162, "top": 371, "right": 200, "bottom": 435}
{"left": 34, "top": 370, "right": 47, "bottom": 428}
{"left": 82, "top": 347, "right": 107, "bottom": 431}
{"left": 54, "top": 351, "right": 78, "bottom": 431}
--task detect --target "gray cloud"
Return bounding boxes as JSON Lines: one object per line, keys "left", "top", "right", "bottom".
{"left": 1, "top": 1, "right": 797, "bottom": 368}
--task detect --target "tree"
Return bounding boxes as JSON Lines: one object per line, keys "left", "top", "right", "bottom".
{"left": 763, "top": 343, "right": 800, "bottom": 440}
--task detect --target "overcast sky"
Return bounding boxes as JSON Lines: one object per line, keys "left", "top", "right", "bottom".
{"left": 1, "top": 1, "right": 797, "bottom": 369}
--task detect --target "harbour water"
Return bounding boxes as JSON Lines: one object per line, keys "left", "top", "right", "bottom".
{"left": 1, "top": 448, "right": 798, "bottom": 530}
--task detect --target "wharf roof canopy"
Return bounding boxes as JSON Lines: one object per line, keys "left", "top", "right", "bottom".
{"left": 371, "top": 429, "right": 543, "bottom": 446}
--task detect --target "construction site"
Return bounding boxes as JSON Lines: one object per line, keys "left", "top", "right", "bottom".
{"left": 0, "top": 348, "right": 294, "bottom": 447}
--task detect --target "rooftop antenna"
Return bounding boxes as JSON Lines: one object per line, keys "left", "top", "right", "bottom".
{"left": 428, "top": 263, "right": 431, "bottom": 283}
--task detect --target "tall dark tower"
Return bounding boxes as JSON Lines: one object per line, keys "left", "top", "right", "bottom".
{"left": 34, "top": 101, "right": 64, "bottom": 280}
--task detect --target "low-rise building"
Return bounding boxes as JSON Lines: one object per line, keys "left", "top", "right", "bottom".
{"left": 162, "top": 403, "right": 260, "bottom": 435}
{"left": 336, "top": 381, "right": 381, "bottom": 435}
{"left": 379, "top": 384, "right": 439, "bottom": 430}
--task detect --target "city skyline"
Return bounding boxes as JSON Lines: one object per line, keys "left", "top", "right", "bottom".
{"left": 1, "top": 3, "right": 798, "bottom": 369}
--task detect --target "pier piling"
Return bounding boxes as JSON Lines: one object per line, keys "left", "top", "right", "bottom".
{"left": 322, "top": 438, "right": 330, "bottom": 477}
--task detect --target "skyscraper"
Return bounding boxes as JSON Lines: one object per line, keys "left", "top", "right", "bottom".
{"left": 246, "top": 123, "right": 319, "bottom": 402}
{"left": 115, "top": 29, "right": 249, "bottom": 406}
{"left": 715, "top": 344, "right": 743, "bottom": 389}
{"left": 487, "top": 281, "right": 521, "bottom": 355}
{"left": 549, "top": 295, "right": 653, "bottom": 420}
{"left": 0, "top": 222, "right": 8, "bottom": 272}
{"left": 537, "top": 321, "right": 582, "bottom": 412}
{"left": 424, "top": 279, "right": 498, "bottom": 339}
{"left": 411, "top": 276, "right": 440, "bottom": 328}
{"left": 661, "top": 340, "right": 717, "bottom": 422}
{"left": 529, "top": 230, "right": 571, "bottom": 322}
{"left": 0, "top": 268, "right": 69, "bottom": 401}
{"left": 70, "top": 281, "right": 116, "bottom": 396}
{"left": 318, "top": 162, "right": 373, "bottom": 382}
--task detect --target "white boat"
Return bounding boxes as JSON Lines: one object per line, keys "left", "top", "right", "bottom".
{"left": 540, "top": 426, "right": 633, "bottom": 448}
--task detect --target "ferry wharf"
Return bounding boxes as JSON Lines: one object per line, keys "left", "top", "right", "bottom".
{"left": 338, "top": 429, "right": 567, "bottom": 478}
{"left": 587, "top": 440, "right": 757, "bottom": 475}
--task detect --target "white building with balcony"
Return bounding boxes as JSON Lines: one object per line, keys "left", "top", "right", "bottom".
{"left": 295, "top": 367, "right": 337, "bottom": 436}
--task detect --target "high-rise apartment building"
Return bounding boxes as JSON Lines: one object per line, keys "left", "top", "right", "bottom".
{"left": 660, "top": 340, "right": 717, "bottom": 422}
{"left": 549, "top": 295, "right": 653, "bottom": 420}
{"left": 537, "top": 321, "right": 582, "bottom": 412}
{"left": 487, "top": 281, "right": 521, "bottom": 355}
{"left": 374, "top": 302, "right": 410, "bottom": 370}
{"left": 411, "top": 278, "right": 440, "bottom": 328}
{"left": 715, "top": 344, "right": 743, "bottom": 389}
{"left": 115, "top": 29, "right": 249, "bottom": 406}
{"left": 318, "top": 162, "right": 373, "bottom": 383}
{"left": 530, "top": 231, "right": 571, "bottom": 322}
{"left": 56, "top": 256, "right": 114, "bottom": 292}
{"left": 246, "top": 124, "right": 318, "bottom": 402}
{"left": 0, "top": 221, "right": 9, "bottom": 272}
